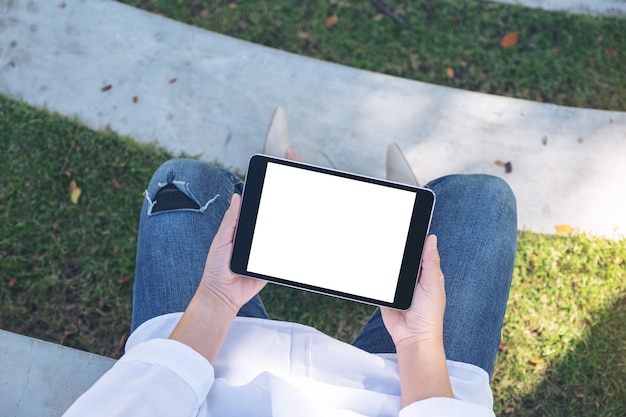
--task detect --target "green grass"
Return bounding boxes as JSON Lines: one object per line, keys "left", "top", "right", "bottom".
{"left": 118, "top": 0, "right": 625, "bottom": 111}
{"left": 2, "top": 95, "right": 625, "bottom": 416}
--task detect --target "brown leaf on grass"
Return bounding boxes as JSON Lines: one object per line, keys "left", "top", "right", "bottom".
{"left": 228, "top": 2, "right": 237, "bottom": 9}
{"left": 445, "top": 67, "right": 455, "bottom": 79}
{"left": 539, "top": 294, "right": 549, "bottom": 304}
{"left": 325, "top": 14, "right": 339, "bottom": 27}
{"left": 529, "top": 357, "right": 544, "bottom": 365}
{"left": 101, "top": 84, "right": 112, "bottom": 92}
{"left": 460, "top": 60, "right": 468, "bottom": 68}
{"left": 8, "top": 277, "right": 17, "bottom": 288}
{"left": 117, "top": 275, "right": 131, "bottom": 284}
{"left": 373, "top": 13, "right": 384, "bottom": 21}
{"left": 500, "top": 31, "right": 519, "bottom": 49}
{"left": 112, "top": 178, "right": 121, "bottom": 189}
{"left": 499, "top": 342, "right": 509, "bottom": 351}
{"left": 52, "top": 219, "right": 62, "bottom": 231}
{"left": 555, "top": 224, "right": 574, "bottom": 234}
{"left": 69, "top": 180, "right": 78, "bottom": 192}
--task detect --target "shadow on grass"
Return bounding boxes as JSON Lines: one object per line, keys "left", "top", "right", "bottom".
{"left": 510, "top": 293, "right": 626, "bottom": 417}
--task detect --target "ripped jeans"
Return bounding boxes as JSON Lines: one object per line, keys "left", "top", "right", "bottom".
{"left": 132, "top": 158, "right": 517, "bottom": 378}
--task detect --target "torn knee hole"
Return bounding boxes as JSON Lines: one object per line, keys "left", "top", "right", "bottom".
{"left": 151, "top": 184, "right": 200, "bottom": 213}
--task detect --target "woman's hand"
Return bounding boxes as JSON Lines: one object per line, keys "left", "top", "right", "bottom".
{"left": 170, "top": 194, "right": 266, "bottom": 363}
{"left": 381, "top": 235, "right": 453, "bottom": 405}
{"left": 381, "top": 234, "right": 446, "bottom": 347}
{"left": 198, "top": 193, "right": 267, "bottom": 314}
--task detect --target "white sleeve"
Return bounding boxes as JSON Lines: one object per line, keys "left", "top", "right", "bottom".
{"left": 63, "top": 338, "right": 214, "bottom": 417}
{"left": 399, "top": 397, "right": 496, "bottom": 417}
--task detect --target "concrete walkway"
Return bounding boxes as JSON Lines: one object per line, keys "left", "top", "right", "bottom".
{"left": 497, "top": 0, "right": 626, "bottom": 16}
{"left": 0, "top": 1, "right": 624, "bottom": 415}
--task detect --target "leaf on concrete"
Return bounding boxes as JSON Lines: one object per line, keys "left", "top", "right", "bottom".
{"left": 555, "top": 224, "right": 574, "bottom": 234}
{"left": 101, "top": 84, "right": 112, "bottom": 92}
{"left": 500, "top": 31, "right": 519, "bottom": 49}
{"left": 326, "top": 14, "right": 339, "bottom": 27}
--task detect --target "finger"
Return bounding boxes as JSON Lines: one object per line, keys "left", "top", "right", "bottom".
{"left": 416, "top": 235, "right": 443, "bottom": 286}
{"left": 212, "top": 194, "right": 241, "bottom": 248}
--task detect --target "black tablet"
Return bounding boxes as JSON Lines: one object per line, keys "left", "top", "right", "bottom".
{"left": 231, "top": 154, "right": 435, "bottom": 310}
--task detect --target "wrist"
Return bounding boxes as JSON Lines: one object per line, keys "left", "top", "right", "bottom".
{"left": 395, "top": 335, "right": 453, "bottom": 406}
{"left": 169, "top": 290, "right": 237, "bottom": 363}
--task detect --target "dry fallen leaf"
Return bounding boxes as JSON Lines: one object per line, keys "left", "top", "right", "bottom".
{"left": 8, "top": 277, "right": 17, "bottom": 288}
{"left": 373, "top": 13, "right": 384, "bottom": 21}
{"left": 228, "top": 2, "right": 237, "bottom": 9}
{"left": 101, "top": 84, "right": 112, "bottom": 92}
{"left": 117, "top": 275, "right": 131, "bottom": 284}
{"left": 499, "top": 342, "right": 509, "bottom": 351}
{"left": 539, "top": 294, "right": 549, "bottom": 304}
{"left": 325, "top": 14, "right": 339, "bottom": 27}
{"left": 112, "top": 178, "right": 121, "bottom": 189}
{"left": 529, "top": 357, "right": 544, "bottom": 365}
{"left": 500, "top": 31, "right": 520, "bottom": 49}
{"left": 169, "top": 78, "right": 177, "bottom": 84}
{"left": 460, "top": 60, "right": 468, "bottom": 68}
{"left": 495, "top": 160, "right": 506, "bottom": 167}
{"left": 132, "top": 96, "right": 138, "bottom": 104}
{"left": 555, "top": 224, "right": 573, "bottom": 234}
{"left": 69, "top": 179, "right": 78, "bottom": 192}
{"left": 445, "top": 67, "right": 455, "bottom": 79}
{"left": 71, "top": 187, "right": 82, "bottom": 204}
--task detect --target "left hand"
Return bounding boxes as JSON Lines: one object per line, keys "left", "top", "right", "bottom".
{"left": 198, "top": 193, "right": 267, "bottom": 314}
{"left": 381, "top": 235, "right": 446, "bottom": 348}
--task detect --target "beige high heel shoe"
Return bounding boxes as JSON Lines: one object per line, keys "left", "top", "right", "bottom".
{"left": 386, "top": 143, "right": 419, "bottom": 186}
{"left": 263, "top": 107, "right": 291, "bottom": 159}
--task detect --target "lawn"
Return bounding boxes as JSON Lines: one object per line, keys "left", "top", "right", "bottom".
{"left": 2, "top": 1, "right": 626, "bottom": 416}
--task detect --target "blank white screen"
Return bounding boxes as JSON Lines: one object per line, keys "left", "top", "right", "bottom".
{"left": 246, "top": 163, "right": 416, "bottom": 303}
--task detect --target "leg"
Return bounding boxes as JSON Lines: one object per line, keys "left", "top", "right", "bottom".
{"left": 352, "top": 174, "right": 517, "bottom": 378}
{"left": 131, "top": 159, "right": 268, "bottom": 332}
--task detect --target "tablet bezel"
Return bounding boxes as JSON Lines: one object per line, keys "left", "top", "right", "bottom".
{"left": 230, "top": 154, "right": 435, "bottom": 310}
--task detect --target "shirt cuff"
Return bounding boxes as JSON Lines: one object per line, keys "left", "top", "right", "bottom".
{"left": 121, "top": 338, "right": 214, "bottom": 405}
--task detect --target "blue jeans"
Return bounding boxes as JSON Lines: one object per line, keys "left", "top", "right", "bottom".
{"left": 132, "top": 159, "right": 517, "bottom": 379}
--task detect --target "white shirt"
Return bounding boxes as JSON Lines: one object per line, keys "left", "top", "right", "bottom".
{"left": 64, "top": 314, "right": 495, "bottom": 416}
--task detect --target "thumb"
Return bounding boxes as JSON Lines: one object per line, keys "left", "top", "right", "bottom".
{"left": 212, "top": 194, "right": 241, "bottom": 249}
{"left": 417, "top": 235, "right": 444, "bottom": 292}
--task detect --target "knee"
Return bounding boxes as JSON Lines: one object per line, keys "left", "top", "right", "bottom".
{"left": 428, "top": 174, "right": 517, "bottom": 217}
